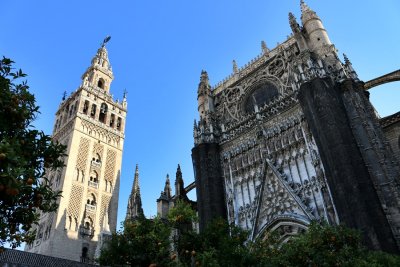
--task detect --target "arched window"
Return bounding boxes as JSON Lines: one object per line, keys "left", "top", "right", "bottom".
{"left": 87, "top": 193, "right": 96, "bottom": 206}
{"left": 97, "top": 78, "right": 104, "bottom": 89}
{"left": 105, "top": 180, "right": 108, "bottom": 192}
{"left": 81, "top": 170, "right": 85, "bottom": 183}
{"left": 117, "top": 117, "right": 122, "bottom": 130}
{"left": 92, "top": 153, "right": 101, "bottom": 164}
{"left": 68, "top": 216, "right": 72, "bottom": 230}
{"left": 99, "top": 103, "right": 108, "bottom": 123}
{"left": 81, "top": 247, "right": 88, "bottom": 262}
{"left": 90, "top": 170, "right": 98, "bottom": 183}
{"left": 83, "top": 100, "right": 89, "bottom": 114}
{"left": 90, "top": 104, "right": 97, "bottom": 118}
{"left": 244, "top": 81, "right": 279, "bottom": 114}
{"left": 69, "top": 105, "right": 74, "bottom": 117}
{"left": 109, "top": 181, "right": 113, "bottom": 193}
{"left": 109, "top": 114, "right": 115, "bottom": 128}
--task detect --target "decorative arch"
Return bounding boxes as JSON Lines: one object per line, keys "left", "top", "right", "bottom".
{"left": 255, "top": 216, "right": 309, "bottom": 243}
{"left": 242, "top": 80, "right": 279, "bottom": 114}
{"left": 97, "top": 78, "right": 105, "bottom": 89}
{"left": 99, "top": 103, "right": 108, "bottom": 123}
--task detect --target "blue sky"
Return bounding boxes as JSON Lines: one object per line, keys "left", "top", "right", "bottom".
{"left": 1, "top": 0, "right": 399, "bottom": 229}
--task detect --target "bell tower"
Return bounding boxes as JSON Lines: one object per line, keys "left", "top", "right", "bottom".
{"left": 25, "top": 37, "right": 127, "bottom": 262}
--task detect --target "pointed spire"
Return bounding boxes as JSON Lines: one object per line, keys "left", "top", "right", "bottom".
{"left": 164, "top": 174, "right": 171, "bottom": 198}
{"left": 232, "top": 60, "right": 238, "bottom": 74}
{"left": 261, "top": 41, "right": 269, "bottom": 54}
{"left": 175, "top": 164, "right": 185, "bottom": 197}
{"left": 343, "top": 53, "right": 350, "bottom": 65}
{"left": 133, "top": 164, "right": 140, "bottom": 193}
{"left": 126, "top": 164, "right": 143, "bottom": 222}
{"left": 200, "top": 70, "right": 209, "bottom": 84}
{"left": 289, "top": 12, "right": 301, "bottom": 34}
{"left": 343, "top": 53, "right": 359, "bottom": 80}
{"left": 300, "top": 0, "right": 310, "bottom": 13}
{"left": 300, "top": 0, "right": 320, "bottom": 24}
{"left": 81, "top": 38, "right": 114, "bottom": 91}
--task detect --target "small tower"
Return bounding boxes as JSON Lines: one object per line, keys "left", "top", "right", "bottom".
{"left": 300, "top": 0, "right": 332, "bottom": 52}
{"left": 197, "top": 70, "right": 213, "bottom": 121}
{"left": 25, "top": 38, "right": 127, "bottom": 262}
{"left": 157, "top": 174, "right": 172, "bottom": 219}
{"left": 175, "top": 164, "right": 187, "bottom": 200}
{"left": 126, "top": 164, "right": 144, "bottom": 221}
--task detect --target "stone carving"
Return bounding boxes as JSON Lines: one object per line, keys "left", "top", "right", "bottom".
{"left": 67, "top": 185, "right": 84, "bottom": 221}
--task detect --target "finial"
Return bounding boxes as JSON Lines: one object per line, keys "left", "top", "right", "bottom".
{"left": 343, "top": 53, "right": 351, "bottom": 65}
{"left": 261, "top": 41, "right": 269, "bottom": 54}
{"left": 123, "top": 89, "right": 127, "bottom": 99}
{"left": 135, "top": 164, "right": 139, "bottom": 174}
{"left": 166, "top": 174, "right": 170, "bottom": 181}
{"left": 200, "top": 70, "right": 209, "bottom": 82}
{"left": 289, "top": 12, "right": 301, "bottom": 33}
{"left": 232, "top": 60, "right": 238, "bottom": 74}
{"left": 101, "top": 35, "right": 111, "bottom": 47}
{"left": 300, "top": 0, "right": 308, "bottom": 12}
{"left": 62, "top": 91, "right": 67, "bottom": 101}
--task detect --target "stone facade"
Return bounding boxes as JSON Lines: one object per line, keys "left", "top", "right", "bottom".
{"left": 24, "top": 41, "right": 127, "bottom": 262}
{"left": 192, "top": 1, "right": 400, "bottom": 253}
{"left": 381, "top": 112, "right": 400, "bottom": 163}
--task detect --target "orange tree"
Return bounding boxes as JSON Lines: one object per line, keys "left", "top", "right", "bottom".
{"left": 98, "top": 215, "right": 173, "bottom": 267}
{"left": 0, "top": 57, "right": 65, "bottom": 249}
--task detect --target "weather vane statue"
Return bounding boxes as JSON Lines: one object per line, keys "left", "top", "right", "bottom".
{"left": 101, "top": 35, "right": 111, "bottom": 47}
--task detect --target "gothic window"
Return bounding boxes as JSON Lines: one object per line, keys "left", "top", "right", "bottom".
{"left": 109, "top": 114, "right": 115, "bottom": 128}
{"left": 109, "top": 181, "right": 113, "bottom": 193}
{"left": 243, "top": 81, "right": 279, "bottom": 114}
{"left": 116, "top": 117, "right": 122, "bottom": 131}
{"left": 68, "top": 216, "right": 72, "bottom": 229}
{"left": 99, "top": 103, "right": 108, "bottom": 123}
{"left": 91, "top": 104, "right": 97, "bottom": 118}
{"left": 83, "top": 100, "right": 89, "bottom": 114}
{"left": 69, "top": 105, "right": 74, "bottom": 117}
{"left": 81, "top": 170, "right": 85, "bottom": 183}
{"left": 76, "top": 168, "right": 80, "bottom": 181}
{"left": 74, "top": 217, "right": 78, "bottom": 231}
{"left": 97, "top": 78, "right": 104, "bottom": 89}
{"left": 105, "top": 180, "right": 108, "bottom": 192}
{"left": 59, "top": 116, "right": 63, "bottom": 128}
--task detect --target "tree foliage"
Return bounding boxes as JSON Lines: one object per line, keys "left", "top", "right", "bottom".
{"left": 100, "top": 200, "right": 400, "bottom": 266}
{"left": 0, "top": 57, "right": 65, "bottom": 249}
{"left": 98, "top": 215, "right": 173, "bottom": 267}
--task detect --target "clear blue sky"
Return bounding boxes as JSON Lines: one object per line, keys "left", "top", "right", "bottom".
{"left": 1, "top": 0, "right": 399, "bottom": 230}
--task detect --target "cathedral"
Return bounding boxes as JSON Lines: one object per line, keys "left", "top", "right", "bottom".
{"left": 24, "top": 40, "right": 127, "bottom": 262}
{"left": 192, "top": 1, "right": 400, "bottom": 254}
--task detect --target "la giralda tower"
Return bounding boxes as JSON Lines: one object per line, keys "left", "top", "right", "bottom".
{"left": 25, "top": 39, "right": 127, "bottom": 262}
